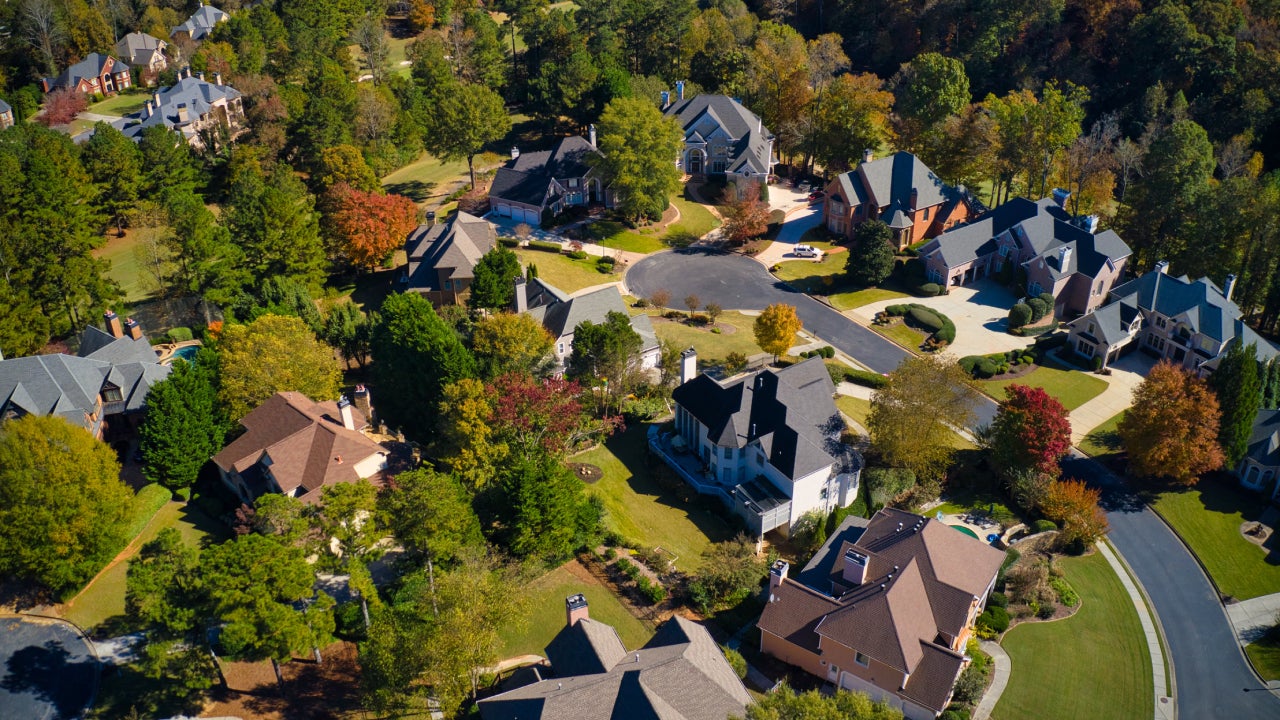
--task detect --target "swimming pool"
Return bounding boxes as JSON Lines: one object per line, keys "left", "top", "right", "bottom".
{"left": 173, "top": 345, "right": 199, "bottom": 362}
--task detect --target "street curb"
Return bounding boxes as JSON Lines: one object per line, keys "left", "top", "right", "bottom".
{"left": 1101, "top": 539, "right": 1178, "bottom": 720}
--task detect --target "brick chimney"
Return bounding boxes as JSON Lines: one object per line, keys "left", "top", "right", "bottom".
{"left": 153, "top": 91, "right": 161, "bottom": 107}
{"left": 352, "top": 384, "right": 372, "bottom": 422}
{"left": 123, "top": 317, "right": 143, "bottom": 340}
{"left": 337, "top": 396, "right": 356, "bottom": 431}
{"left": 104, "top": 310, "right": 123, "bottom": 338}
{"left": 566, "top": 593, "right": 589, "bottom": 627}
{"left": 679, "top": 347, "right": 698, "bottom": 385}
{"left": 197, "top": 70, "right": 205, "bottom": 81}
{"left": 176, "top": 103, "right": 189, "bottom": 123}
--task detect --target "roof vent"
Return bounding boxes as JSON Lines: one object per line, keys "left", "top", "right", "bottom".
{"left": 635, "top": 653, "right": 640, "bottom": 663}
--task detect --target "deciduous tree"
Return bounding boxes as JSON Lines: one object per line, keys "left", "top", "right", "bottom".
{"left": 845, "top": 220, "right": 895, "bottom": 287}
{"left": 688, "top": 534, "right": 767, "bottom": 613}
{"left": 985, "top": 384, "right": 1072, "bottom": 479}
{"left": 327, "top": 184, "right": 419, "bottom": 271}
{"left": 322, "top": 301, "right": 373, "bottom": 368}
{"left": 567, "top": 311, "right": 643, "bottom": 404}
{"left": 1206, "top": 339, "right": 1262, "bottom": 466}
{"left": 1119, "top": 361, "right": 1224, "bottom": 484}
{"left": 722, "top": 183, "right": 771, "bottom": 246}
{"left": 217, "top": 314, "right": 341, "bottom": 420}
{"left": 489, "top": 373, "right": 612, "bottom": 458}
{"left": 592, "top": 97, "right": 683, "bottom": 222}
{"left": 737, "top": 682, "right": 903, "bottom": 720}
{"left": 434, "top": 378, "right": 508, "bottom": 491}
{"left": 891, "top": 52, "right": 969, "bottom": 153}
{"left": 868, "top": 355, "right": 978, "bottom": 482}
{"left": 1039, "top": 479, "right": 1109, "bottom": 548}
{"left": 754, "top": 303, "right": 803, "bottom": 359}
{"left": 472, "top": 312, "right": 553, "bottom": 378}
{"left": 425, "top": 81, "right": 511, "bottom": 189}
{"left": 140, "top": 351, "right": 227, "bottom": 492}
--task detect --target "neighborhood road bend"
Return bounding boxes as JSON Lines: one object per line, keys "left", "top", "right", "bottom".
{"left": 1062, "top": 452, "right": 1280, "bottom": 718}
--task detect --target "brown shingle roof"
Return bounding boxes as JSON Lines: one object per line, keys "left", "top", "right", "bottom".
{"left": 212, "top": 392, "right": 387, "bottom": 502}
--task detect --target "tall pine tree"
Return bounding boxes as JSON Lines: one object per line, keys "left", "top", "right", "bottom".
{"left": 139, "top": 350, "right": 227, "bottom": 493}
{"left": 1207, "top": 340, "right": 1263, "bottom": 466}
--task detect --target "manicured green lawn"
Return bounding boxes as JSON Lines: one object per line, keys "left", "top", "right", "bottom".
{"left": 94, "top": 226, "right": 168, "bottom": 303}
{"left": 649, "top": 311, "right": 778, "bottom": 364}
{"left": 1151, "top": 481, "right": 1280, "bottom": 600}
{"left": 993, "top": 552, "right": 1152, "bottom": 720}
{"left": 873, "top": 321, "right": 927, "bottom": 352}
{"left": 980, "top": 364, "right": 1108, "bottom": 411}
{"left": 587, "top": 196, "right": 722, "bottom": 253}
{"left": 499, "top": 562, "right": 655, "bottom": 658}
{"left": 87, "top": 92, "right": 147, "bottom": 117}
{"left": 1246, "top": 638, "right": 1280, "bottom": 680}
{"left": 772, "top": 243, "right": 845, "bottom": 290}
{"left": 836, "top": 395, "right": 872, "bottom": 429}
{"left": 828, "top": 285, "right": 909, "bottom": 311}
{"left": 381, "top": 151, "right": 476, "bottom": 203}
{"left": 666, "top": 196, "right": 720, "bottom": 242}
{"left": 515, "top": 249, "right": 620, "bottom": 293}
{"left": 1079, "top": 410, "right": 1126, "bottom": 461}
{"left": 932, "top": 488, "right": 1019, "bottom": 525}
{"left": 574, "top": 425, "right": 736, "bottom": 572}
{"left": 62, "top": 498, "right": 227, "bottom": 631}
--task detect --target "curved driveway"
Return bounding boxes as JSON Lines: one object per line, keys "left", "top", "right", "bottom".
{"left": 0, "top": 615, "right": 98, "bottom": 720}
{"left": 1063, "top": 453, "right": 1280, "bottom": 717}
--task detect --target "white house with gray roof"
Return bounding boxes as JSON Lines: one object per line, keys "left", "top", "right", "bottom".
{"left": 1064, "top": 262, "right": 1279, "bottom": 371}
{"left": 117, "top": 70, "right": 244, "bottom": 150}
{"left": 171, "top": 2, "right": 229, "bottom": 42}
{"left": 1239, "top": 409, "right": 1280, "bottom": 499}
{"left": 665, "top": 355, "right": 861, "bottom": 536}
{"left": 514, "top": 277, "right": 660, "bottom": 373}
{"left": 0, "top": 311, "right": 169, "bottom": 441}
{"left": 663, "top": 89, "right": 775, "bottom": 182}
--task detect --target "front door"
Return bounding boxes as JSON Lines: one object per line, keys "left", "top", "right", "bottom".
{"left": 827, "top": 664, "right": 839, "bottom": 682}
{"left": 688, "top": 152, "right": 703, "bottom": 174}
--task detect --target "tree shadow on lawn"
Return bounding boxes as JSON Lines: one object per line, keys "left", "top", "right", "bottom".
{"left": 1185, "top": 474, "right": 1280, "bottom": 566}
{"left": 382, "top": 179, "right": 436, "bottom": 202}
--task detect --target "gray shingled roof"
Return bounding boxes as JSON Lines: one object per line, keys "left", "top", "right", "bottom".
{"left": 1248, "top": 409, "right": 1280, "bottom": 468}
{"left": 480, "top": 615, "right": 751, "bottom": 720}
{"left": 46, "top": 53, "right": 125, "bottom": 91}
{"left": 117, "top": 75, "right": 241, "bottom": 143}
{"left": 525, "top": 279, "right": 659, "bottom": 353}
{"left": 172, "top": 3, "right": 228, "bottom": 40}
{"left": 490, "top": 136, "right": 599, "bottom": 207}
{"left": 855, "top": 151, "right": 954, "bottom": 211}
{"left": 115, "top": 32, "right": 165, "bottom": 66}
{"left": 672, "top": 357, "right": 850, "bottom": 481}
{"left": 0, "top": 99, "right": 10, "bottom": 115}
{"left": 664, "top": 94, "right": 774, "bottom": 174}
{"left": 403, "top": 212, "right": 497, "bottom": 292}
{"left": 919, "top": 197, "right": 1042, "bottom": 267}
{"left": 795, "top": 514, "right": 870, "bottom": 590}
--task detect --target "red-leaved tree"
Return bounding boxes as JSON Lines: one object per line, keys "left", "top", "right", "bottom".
{"left": 326, "top": 183, "right": 419, "bottom": 271}
{"left": 1118, "top": 361, "right": 1224, "bottom": 485}
{"left": 1040, "top": 478, "right": 1108, "bottom": 547}
{"left": 38, "top": 89, "right": 89, "bottom": 127}
{"left": 721, "top": 182, "right": 771, "bottom": 246}
{"left": 489, "top": 373, "right": 621, "bottom": 458}
{"left": 986, "top": 383, "right": 1072, "bottom": 479}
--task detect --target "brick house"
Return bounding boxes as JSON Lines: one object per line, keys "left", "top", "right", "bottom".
{"left": 399, "top": 211, "right": 497, "bottom": 307}
{"left": 758, "top": 509, "right": 1005, "bottom": 719}
{"left": 41, "top": 53, "right": 132, "bottom": 95}
{"left": 489, "top": 130, "right": 613, "bottom": 226}
{"left": 823, "top": 151, "right": 976, "bottom": 251}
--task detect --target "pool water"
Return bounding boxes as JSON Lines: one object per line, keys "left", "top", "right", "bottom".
{"left": 171, "top": 345, "right": 200, "bottom": 362}
{"left": 950, "top": 524, "right": 980, "bottom": 539}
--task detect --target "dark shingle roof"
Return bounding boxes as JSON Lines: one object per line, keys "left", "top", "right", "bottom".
{"left": 525, "top": 279, "right": 657, "bottom": 353}
{"left": 854, "top": 151, "right": 955, "bottom": 211}
{"left": 491, "top": 136, "right": 598, "bottom": 207}
{"left": 480, "top": 615, "right": 751, "bottom": 720}
{"left": 1248, "top": 409, "right": 1280, "bottom": 468}
{"left": 664, "top": 94, "right": 774, "bottom": 174}
{"left": 795, "top": 514, "right": 869, "bottom": 591}
{"left": 46, "top": 53, "right": 125, "bottom": 91}
{"left": 403, "top": 211, "right": 497, "bottom": 292}
{"left": 115, "top": 32, "right": 166, "bottom": 66}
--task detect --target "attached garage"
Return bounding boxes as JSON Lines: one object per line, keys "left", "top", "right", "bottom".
{"left": 495, "top": 204, "right": 512, "bottom": 217}
{"left": 517, "top": 207, "right": 541, "bottom": 225}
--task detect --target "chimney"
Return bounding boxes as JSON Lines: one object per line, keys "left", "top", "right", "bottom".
{"left": 909, "top": 188, "right": 918, "bottom": 211}
{"left": 143, "top": 100, "right": 152, "bottom": 118}
{"left": 660, "top": 90, "right": 670, "bottom": 109}
{"left": 104, "top": 310, "right": 123, "bottom": 338}
{"left": 197, "top": 70, "right": 205, "bottom": 81}
{"left": 1058, "top": 245, "right": 1073, "bottom": 269}
{"left": 1154, "top": 260, "right": 1170, "bottom": 275}
{"left": 338, "top": 396, "right": 356, "bottom": 431}
{"left": 1224, "top": 274, "right": 1237, "bottom": 302}
{"left": 123, "top": 317, "right": 143, "bottom": 340}
{"left": 566, "top": 593, "right": 589, "bottom": 627}
{"left": 213, "top": 72, "right": 222, "bottom": 85}
{"left": 676, "top": 80, "right": 685, "bottom": 101}
{"left": 588, "top": 123, "right": 596, "bottom": 149}
{"left": 1081, "top": 214, "right": 1099, "bottom": 233}
{"left": 153, "top": 91, "right": 161, "bottom": 107}
{"left": 177, "top": 103, "right": 189, "bottom": 123}
{"left": 1052, "top": 188, "right": 1070, "bottom": 209}
{"left": 863, "top": 148, "right": 874, "bottom": 164}
{"left": 679, "top": 347, "right": 697, "bottom": 385}
{"left": 841, "top": 548, "right": 869, "bottom": 586}
{"left": 514, "top": 276, "right": 529, "bottom": 313}
{"left": 769, "top": 559, "right": 789, "bottom": 590}
{"left": 511, "top": 146, "right": 520, "bottom": 160}
{"left": 352, "top": 384, "right": 372, "bottom": 422}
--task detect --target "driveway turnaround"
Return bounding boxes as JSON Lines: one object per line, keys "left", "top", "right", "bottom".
{"left": 0, "top": 615, "right": 99, "bottom": 720}
{"left": 627, "top": 248, "right": 910, "bottom": 374}
{"left": 1062, "top": 453, "right": 1280, "bottom": 718}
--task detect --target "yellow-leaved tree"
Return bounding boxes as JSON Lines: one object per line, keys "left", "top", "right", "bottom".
{"left": 753, "top": 303, "right": 803, "bottom": 360}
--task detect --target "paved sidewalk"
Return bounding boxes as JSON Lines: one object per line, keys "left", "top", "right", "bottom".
{"left": 971, "top": 640, "right": 1011, "bottom": 720}
{"left": 1226, "top": 591, "right": 1280, "bottom": 650}
{"left": 1097, "top": 540, "right": 1175, "bottom": 720}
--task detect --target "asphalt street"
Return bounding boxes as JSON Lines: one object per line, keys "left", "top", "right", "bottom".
{"left": 1063, "top": 452, "right": 1280, "bottom": 718}
{"left": 0, "top": 615, "right": 98, "bottom": 720}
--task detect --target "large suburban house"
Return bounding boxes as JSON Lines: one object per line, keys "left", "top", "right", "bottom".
{"left": 1064, "top": 263, "right": 1280, "bottom": 372}
{"left": 663, "top": 88, "right": 776, "bottom": 182}
{"left": 212, "top": 389, "right": 387, "bottom": 505}
{"left": 0, "top": 99, "right": 13, "bottom": 129}
{"left": 663, "top": 354, "right": 861, "bottom": 537}
{"left": 479, "top": 594, "right": 752, "bottom": 720}
{"left": 823, "top": 151, "right": 976, "bottom": 251}
{"left": 759, "top": 509, "right": 1005, "bottom": 719}
{"left": 0, "top": 311, "right": 169, "bottom": 442}
{"left": 490, "top": 131, "right": 612, "bottom": 226}
{"left": 514, "top": 277, "right": 660, "bottom": 372}
{"left": 171, "top": 2, "right": 229, "bottom": 42}
{"left": 41, "top": 53, "right": 131, "bottom": 95}
{"left": 115, "top": 32, "right": 169, "bottom": 76}
{"left": 400, "top": 211, "right": 497, "bottom": 307}
{"left": 118, "top": 70, "right": 245, "bottom": 150}
{"left": 918, "top": 194, "right": 1132, "bottom": 318}
{"left": 1239, "top": 409, "right": 1280, "bottom": 499}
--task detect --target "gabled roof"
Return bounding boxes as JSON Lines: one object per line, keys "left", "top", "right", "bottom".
{"left": 672, "top": 357, "right": 849, "bottom": 481}
{"left": 78, "top": 326, "right": 163, "bottom": 366}
{"left": 46, "top": 53, "right": 125, "bottom": 91}
{"left": 117, "top": 75, "right": 241, "bottom": 142}
{"left": 491, "top": 136, "right": 599, "bottom": 208}
{"left": 852, "top": 151, "right": 956, "bottom": 211}
{"left": 0, "top": 99, "right": 11, "bottom": 115}
{"left": 524, "top": 279, "right": 658, "bottom": 354}
{"left": 1247, "top": 409, "right": 1280, "bottom": 469}
{"left": 211, "top": 392, "right": 386, "bottom": 503}
{"left": 403, "top": 212, "right": 497, "bottom": 292}
{"left": 759, "top": 508, "right": 1005, "bottom": 714}
{"left": 480, "top": 615, "right": 751, "bottom": 720}
{"left": 172, "top": 3, "right": 229, "bottom": 40}
{"left": 664, "top": 94, "right": 774, "bottom": 174}
{"left": 115, "top": 32, "right": 166, "bottom": 66}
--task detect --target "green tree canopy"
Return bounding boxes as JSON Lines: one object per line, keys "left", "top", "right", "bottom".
{"left": 226, "top": 152, "right": 327, "bottom": 288}
{"left": 468, "top": 246, "right": 523, "bottom": 311}
{"left": 868, "top": 355, "right": 978, "bottom": 482}
{"left": 845, "top": 220, "right": 895, "bottom": 287}
{"left": 735, "top": 682, "right": 903, "bottom": 719}
{"left": 500, "top": 451, "right": 599, "bottom": 561}
{"left": 891, "top": 52, "right": 970, "bottom": 150}
{"left": 0, "top": 415, "right": 131, "bottom": 593}
{"left": 81, "top": 122, "right": 142, "bottom": 236}
{"left": 217, "top": 314, "right": 342, "bottom": 420}
{"left": 1207, "top": 339, "right": 1263, "bottom": 466}
{"left": 379, "top": 467, "right": 483, "bottom": 565}
{"left": 566, "top": 311, "right": 643, "bottom": 399}
{"left": 593, "top": 96, "right": 684, "bottom": 222}
{"left": 471, "top": 312, "right": 554, "bottom": 378}
{"left": 140, "top": 352, "right": 227, "bottom": 492}
{"left": 425, "top": 82, "right": 512, "bottom": 188}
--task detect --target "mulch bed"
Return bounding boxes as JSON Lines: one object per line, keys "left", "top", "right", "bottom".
{"left": 202, "top": 641, "right": 362, "bottom": 720}
{"left": 569, "top": 462, "right": 604, "bottom": 484}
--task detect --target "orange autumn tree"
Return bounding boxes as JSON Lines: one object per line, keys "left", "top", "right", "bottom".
{"left": 1040, "top": 478, "right": 1108, "bottom": 547}
{"left": 328, "top": 183, "right": 419, "bottom": 271}
{"left": 1118, "top": 361, "right": 1224, "bottom": 485}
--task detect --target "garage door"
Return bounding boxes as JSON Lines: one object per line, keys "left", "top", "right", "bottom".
{"left": 521, "top": 207, "right": 541, "bottom": 225}
{"left": 496, "top": 204, "right": 511, "bottom": 217}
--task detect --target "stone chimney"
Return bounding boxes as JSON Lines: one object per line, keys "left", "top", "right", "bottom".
{"left": 104, "top": 310, "right": 123, "bottom": 338}
{"left": 513, "top": 276, "right": 529, "bottom": 313}
{"left": 676, "top": 80, "right": 685, "bottom": 101}
{"left": 566, "top": 593, "right": 589, "bottom": 627}
{"left": 841, "top": 548, "right": 869, "bottom": 586}
{"left": 143, "top": 100, "right": 152, "bottom": 118}
{"left": 660, "top": 90, "right": 670, "bottom": 109}
{"left": 1154, "top": 260, "right": 1170, "bottom": 275}
{"left": 679, "top": 347, "right": 697, "bottom": 385}
{"left": 769, "top": 559, "right": 789, "bottom": 591}
{"left": 123, "top": 317, "right": 143, "bottom": 340}
{"left": 153, "top": 91, "right": 161, "bottom": 107}
{"left": 176, "top": 103, "right": 189, "bottom": 123}
{"left": 863, "top": 148, "right": 874, "bottom": 164}
{"left": 352, "top": 384, "right": 372, "bottom": 422}
{"left": 588, "top": 123, "right": 596, "bottom": 149}
{"left": 1058, "top": 245, "right": 1073, "bottom": 270}
{"left": 1224, "top": 274, "right": 1237, "bottom": 302}
{"left": 511, "top": 146, "right": 520, "bottom": 160}
{"left": 338, "top": 396, "right": 356, "bottom": 431}
{"left": 1052, "top": 188, "right": 1071, "bottom": 209}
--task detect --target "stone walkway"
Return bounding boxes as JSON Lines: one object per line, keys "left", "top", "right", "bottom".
{"left": 1096, "top": 540, "right": 1176, "bottom": 720}
{"left": 971, "top": 640, "right": 1011, "bottom": 720}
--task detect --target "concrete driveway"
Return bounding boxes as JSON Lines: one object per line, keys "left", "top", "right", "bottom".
{"left": 850, "top": 280, "right": 1034, "bottom": 358}
{"left": 1065, "top": 350, "right": 1148, "bottom": 441}
{"left": 0, "top": 615, "right": 99, "bottom": 720}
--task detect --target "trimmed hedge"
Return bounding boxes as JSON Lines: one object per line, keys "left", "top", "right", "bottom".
{"left": 1033, "top": 519, "right": 1058, "bottom": 533}
{"left": 908, "top": 306, "right": 945, "bottom": 332}
{"left": 919, "top": 282, "right": 942, "bottom": 296}
{"left": 567, "top": 250, "right": 588, "bottom": 259}
{"left": 976, "top": 606, "right": 1010, "bottom": 634}
{"left": 1027, "top": 296, "right": 1049, "bottom": 321}
{"left": 498, "top": 237, "right": 519, "bottom": 247}
{"left": 959, "top": 348, "right": 1038, "bottom": 379}
{"left": 884, "top": 303, "right": 957, "bottom": 346}
{"left": 846, "top": 369, "right": 889, "bottom": 388}
{"left": 1012, "top": 319, "right": 1060, "bottom": 337}
{"left": 1008, "top": 302, "right": 1032, "bottom": 329}
{"left": 527, "top": 240, "right": 563, "bottom": 253}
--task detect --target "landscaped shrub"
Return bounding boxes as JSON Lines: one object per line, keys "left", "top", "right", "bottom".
{"left": 988, "top": 591, "right": 1008, "bottom": 609}
{"left": 1033, "top": 519, "right": 1058, "bottom": 533}
{"left": 567, "top": 249, "right": 588, "bottom": 259}
{"left": 977, "top": 606, "right": 1010, "bottom": 634}
{"left": 941, "top": 709, "right": 972, "bottom": 720}
{"left": 637, "top": 576, "right": 667, "bottom": 604}
{"left": 974, "top": 358, "right": 999, "bottom": 378}
{"left": 885, "top": 304, "right": 909, "bottom": 316}
{"left": 1092, "top": 355, "right": 1104, "bottom": 371}
{"left": 1027, "top": 296, "right": 1049, "bottom": 321}
{"left": 919, "top": 282, "right": 942, "bottom": 296}
{"left": 907, "top": 306, "right": 944, "bottom": 332}
{"left": 527, "top": 240, "right": 562, "bottom": 253}
{"left": 722, "top": 646, "right": 749, "bottom": 680}
{"left": 846, "top": 369, "right": 888, "bottom": 388}
{"left": 827, "top": 363, "right": 848, "bottom": 385}
{"left": 1008, "top": 302, "right": 1032, "bottom": 329}
{"left": 1050, "top": 575, "right": 1079, "bottom": 607}
{"left": 1012, "top": 319, "right": 1060, "bottom": 337}
{"left": 867, "top": 467, "right": 917, "bottom": 509}
{"left": 498, "top": 237, "right": 519, "bottom": 247}
{"left": 597, "top": 255, "right": 616, "bottom": 267}
{"left": 935, "top": 315, "right": 956, "bottom": 344}
{"left": 623, "top": 396, "right": 668, "bottom": 422}
{"left": 1038, "top": 292, "right": 1056, "bottom": 308}
{"left": 604, "top": 547, "right": 617, "bottom": 560}
{"left": 167, "top": 327, "right": 193, "bottom": 343}
{"left": 959, "top": 356, "right": 981, "bottom": 375}
{"left": 821, "top": 346, "right": 835, "bottom": 358}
